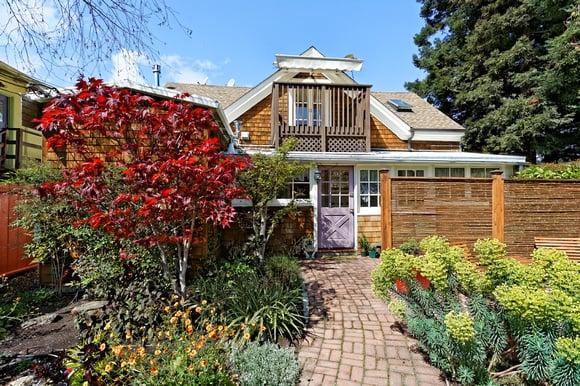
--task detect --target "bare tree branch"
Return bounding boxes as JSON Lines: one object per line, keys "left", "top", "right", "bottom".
{"left": 0, "top": 0, "right": 191, "bottom": 79}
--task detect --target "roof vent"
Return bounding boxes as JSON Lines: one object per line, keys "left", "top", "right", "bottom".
{"left": 388, "top": 98, "right": 413, "bottom": 111}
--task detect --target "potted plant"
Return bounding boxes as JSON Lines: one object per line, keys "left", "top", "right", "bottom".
{"left": 368, "top": 243, "right": 381, "bottom": 259}
{"left": 302, "top": 235, "right": 316, "bottom": 260}
{"left": 358, "top": 235, "right": 370, "bottom": 257}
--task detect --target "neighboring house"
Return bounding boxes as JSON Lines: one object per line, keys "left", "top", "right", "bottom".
{"left": 167, "top": 47, "right": 527, "bottom": 252}
{"left": 0, "top": 61, "right": 47, "bottom": 176}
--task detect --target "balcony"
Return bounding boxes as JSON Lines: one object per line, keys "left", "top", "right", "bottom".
{"left": 271, "top": 82, "right": 371, "bottom": 152}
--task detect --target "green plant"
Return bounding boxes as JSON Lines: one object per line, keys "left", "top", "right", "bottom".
{"left": 372, "top": 235, "right": 580, "bottom": 385}
{"left": 230, "top": 342, "right": 299, "bottom": 386}
{"left": 358, "top": 235, "right": 370, "bottom": 254}
{"left": 398, "top": 239, "right": 421, "bottom": 255}
{"left": 238, "top": 138, "right": 310, "bottom": 262}
{"left": 264, "top": 255, "right": 302, "bottom": 289}
{"left": 515, "top": 162, "right": 580, "bottom": 180}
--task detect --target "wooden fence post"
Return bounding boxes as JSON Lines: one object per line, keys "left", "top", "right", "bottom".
{"left": 491, "top": 170, "right": 505, "bottom": 241}
{"left": 380, "top": 170, "right": 393, "bottom": 249}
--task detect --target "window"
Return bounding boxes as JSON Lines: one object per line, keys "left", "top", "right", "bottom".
{"left": 435, "top": 167, "right": 465, "bottom": 177}
{"left": 397, "top": 169, "right": 425, "bottom": 177}
{"left": 359, "top": 169, "right": 380, "bottom": 208}
{"left": 291, "top": 88, "right": 322, "bottom": 127}
{"left": 0, "top": 95, "right": 8, "bottom": 130}
{"left": 295, "top": 103, "right": 308, "bottom": 126}
{"left": 279, "top": 171, "right": 310, "bottom": 200}
{"left": 470, "top": 167, "right": 499, "bottom": 177}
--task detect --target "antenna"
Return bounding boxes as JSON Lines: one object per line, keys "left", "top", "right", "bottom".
{"left": 152, "top": 64, "right": 161, "bottom": 86}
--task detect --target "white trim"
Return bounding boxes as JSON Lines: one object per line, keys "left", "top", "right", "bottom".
{"left": 275, "top": 54, "right": 364, "bottom": 72}
{"left": 369, "top": 96, "right": 412, "bottom": 140}
{"left": 309, "top": 167, "right": 319, "bottom": 251}
{"left": 412, "top": 129, "right": 464, "bottom": 142}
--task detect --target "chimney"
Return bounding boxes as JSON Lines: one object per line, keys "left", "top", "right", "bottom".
{"left": 152, "top": 64, "right": 161, "bottom": 87}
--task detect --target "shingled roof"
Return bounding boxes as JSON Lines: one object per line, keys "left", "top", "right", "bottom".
{"left": 166, "top": 82, "right": 464, "bottom": 131}
{"left": 372, "top": 92, "right": 464, "bottom": 131}
{"left": 165, "top": 82, "right": 251, "bottom": 108}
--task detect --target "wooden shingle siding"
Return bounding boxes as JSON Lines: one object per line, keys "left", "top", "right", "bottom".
{"left": 370, "top": 116, "right": 407, "bottom": 150}
{"left": 504, "top": 181, "right": 580, "bottom": 257}
{"left": 237, "top": 95, "right": 273, "bottom": 146}
{"left": 412, "top": 141, "right": 460, "bottom": 151}
{"left": 357, "top": 215, "right": 382, "bottom": 247}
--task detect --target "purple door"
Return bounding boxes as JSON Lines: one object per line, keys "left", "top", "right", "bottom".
{"left": 318, "top": 167, "right": 354, "bottom": 249}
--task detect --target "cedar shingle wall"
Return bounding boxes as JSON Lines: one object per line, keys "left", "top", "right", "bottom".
{"left": 237, "top": 95, "right": 273, "bottom": 146}
{"left": 390, "top": 179, "right": 493, "bottom": 249}
{"left": 504, "top": 181, "right": 580, "bottom": 257}
{"left": 220, "top": 207, "right": 313, "bottom": 256}
{"left": 357, "top": 215, "right": 381, "bottom": 247}
{"left": 370, "top": 116, "right": 407, "bottom": 150}
{"left": 412, "top": 141, "right": 460, "bottom": 151}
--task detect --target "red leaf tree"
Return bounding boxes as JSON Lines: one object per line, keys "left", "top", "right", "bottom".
{"left": 38, "top": 78, "right": 249, "bottom": 295}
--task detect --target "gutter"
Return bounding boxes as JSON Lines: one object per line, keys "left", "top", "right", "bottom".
{"left": 407, "top": 127, "right": 415, "bottom": 151}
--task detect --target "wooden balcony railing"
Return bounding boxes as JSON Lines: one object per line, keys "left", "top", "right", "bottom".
{"left": 0, "top": 127, "right": 43, "bottom": 176}
{"left": 271, "top": 82, "right": 371, "bottom": 152}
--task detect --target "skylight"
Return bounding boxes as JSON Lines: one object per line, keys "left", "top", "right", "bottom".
{"left": 388, "top": 99, "right": 413, "bottom": 111}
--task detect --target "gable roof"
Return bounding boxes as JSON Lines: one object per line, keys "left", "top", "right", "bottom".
{"left": 165, "top": 47, "right": 465, "bottom": 142}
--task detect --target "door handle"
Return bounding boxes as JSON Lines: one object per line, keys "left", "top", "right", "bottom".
{"left": 350, "top": 208, "right": 354, "bottom": 214}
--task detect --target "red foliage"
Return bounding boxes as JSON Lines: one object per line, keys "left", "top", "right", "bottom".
{"left": 415, "top": 272, "right": 431, "bottom": 289}
{"left": 394, "top": 279, "right": 409, "bottom": 295}
{"left": 38, "top": 77, "right": 249, "bottom": 250}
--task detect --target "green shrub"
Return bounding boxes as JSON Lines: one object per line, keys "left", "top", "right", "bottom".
{"left": 398, "top": 239, "right": 421, "bottom": 255}
{"left": 515, "top": 162, "right": 580, "bottom": 180}
{"left": 372, "top": 235, "right": 580, "bottom": 385}
{"left": 264, "top": 255, "right": 302, "bottom": 289}
{"left": 230, "top": 342, "right": 299, "bottom": 386}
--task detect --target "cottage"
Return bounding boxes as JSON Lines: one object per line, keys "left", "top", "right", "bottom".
{"left": 167, "top": 47, "right": 526, "bottom": 253}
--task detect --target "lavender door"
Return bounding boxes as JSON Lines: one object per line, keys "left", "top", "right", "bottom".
{"left": 318, "top": 167, "right": 354, "bottom": 249}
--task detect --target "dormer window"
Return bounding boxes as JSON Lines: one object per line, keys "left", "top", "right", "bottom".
{"left": 388, "top": 98, "right": 412, "bottom": 112}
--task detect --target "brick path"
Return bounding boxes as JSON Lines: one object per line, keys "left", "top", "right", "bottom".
{"left": 297, "top": 257, "right": 445, "bottom": 386}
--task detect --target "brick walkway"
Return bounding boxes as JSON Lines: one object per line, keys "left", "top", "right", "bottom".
{"left": 297, "top": 257, "right": 445, "bottom": 386}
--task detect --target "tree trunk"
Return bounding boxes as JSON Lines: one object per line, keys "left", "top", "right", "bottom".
{"left": 258, "top": 206, "right": 268, "bottom": 262}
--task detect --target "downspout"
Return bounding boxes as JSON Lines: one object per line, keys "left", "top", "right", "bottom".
{"left": 407, "top": 127, "right": 415, "bottom": 151}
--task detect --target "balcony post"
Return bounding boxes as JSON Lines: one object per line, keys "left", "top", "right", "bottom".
{"left": 271, "top": 83, "right": 280, "bottom": 147}
{"left": 321, "top": 85, "right": 327, "bottom": 152}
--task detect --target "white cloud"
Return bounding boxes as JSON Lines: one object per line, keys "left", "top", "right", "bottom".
{"left": 193, "top": 59, "right": 217, "bottom": 71}
{"left": 158, "top": 55, "right": 227, "bottom": 85}
{"left": 111, "top": 49, "right": 147, "bottom": 83}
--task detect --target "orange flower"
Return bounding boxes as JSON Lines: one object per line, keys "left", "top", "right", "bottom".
{"left": 137, "top": 346, "right": 146, "bottom": 357}
{"left": 186, "top": 325, "right": 194, "bottom": 335}
{"left": 208, "top": 330, "right": 217, "bottom": 339}
{"left": 188, "top": 349, "right": 197, "bottom": 358}
{"left": 150, "top": 367, "right": 158, "bottom": 376}
{"left": 200, "top": 359, "right": 208, "bottom": 367}
{"left": 195, "top": 306, "right": 203, "bottom": 313}
{"left": 112, "top": 345, "right": 124, "bottom": 357}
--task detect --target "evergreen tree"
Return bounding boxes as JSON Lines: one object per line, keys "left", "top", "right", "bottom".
{"left": 407, "top": 1, "right": 579, "bottom": 162}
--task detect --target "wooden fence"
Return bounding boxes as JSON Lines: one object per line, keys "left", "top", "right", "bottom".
{"left": 380, "top": 171, "right": 580, "bottom": 257}
{"left": 0, "top": 185, "right": 36, "bottom": 276}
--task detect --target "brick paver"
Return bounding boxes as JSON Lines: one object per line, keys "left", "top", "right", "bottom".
{"left": 297, "top": 257, "right": 445, "bottom": 386}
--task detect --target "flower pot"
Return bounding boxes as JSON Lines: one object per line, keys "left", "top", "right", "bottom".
{"left": 361, "top": 249, "right": 368, "bottom": 257}
{"left": 368, "top": 249, "right": 377, "bottom": 259}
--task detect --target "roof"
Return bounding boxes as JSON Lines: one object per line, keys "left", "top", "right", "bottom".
{"left": 164, "top": 82, "right": 251, "bottom": 108}
{"left": 275, "top": 46, "right": 363, "bottom": 72}
{"left": 372, "top": 92, "right": 464, "bottom": 131}
{"left": 165, "top": 82, "right": 464, "bottom": 133}
{"left": 244, "top": 149, "right": 527, "bottom": 166}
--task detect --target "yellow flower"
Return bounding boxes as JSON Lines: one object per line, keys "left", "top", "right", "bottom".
{"left": 99, "top": 343, "right": 106, "bottom": 351}
{"left": 188, "top": 364, "right": 195, "bottom": 372}
{"left": 195, "top": 306, "right": 202, "bottom": 314}
{"left": 104, "top": 364, "right": 112, "bottom": 373}
{"left": 83, "top": 382, "right": 89, "bottom": 386}
{"left": 201, "top": 300, "right": 207, "bottom": 305}
{"left": 260, "top": 325, "right": 267, "bottom": 332}
{"left": 125, "top": 330, "right": 133, "bottom": 340}
{"left": 189, "top": 349, "right": 197, "bottom": 358}
{"left": 173, "top": 302, "right": 179, "bottom": 307}
{"left": 200, "top": 359, "right": 208, "bottom": 367}
{"left": 154, "top": 349, "right": 161, "bottom": 356}
{"left": 137, "top": 347, "right": 146, "bottom": 357}
{"left": 112, "top": 345, "right": 124, "bottom": 357}
{"left": 175, "top": 310, "right": 183, "bottom": 318}
{"left": 205, "top": 324, "right": 214, "bottom": 332}
{"left": 170, "top": 316, "right": 178, "bottom": 324}
{"left": 127, "top": 357, "right": 136, "bottom": 366}
{"left": 185, "top": 318, "right": 192, "bottom": 326}
{"left": 217, "top": 325, "right": 224, "bottom": 331}
{"left": 164, "top": 306, "right": 171, "bottom": 313}
{"left": 243, "top": 332, "right": 251, "bottom": 340}
{"left": 104, "top": 322, "right": 111, "bottom": 331}
{"left": 208, "top": 330, "right": 217, "bottom": 339}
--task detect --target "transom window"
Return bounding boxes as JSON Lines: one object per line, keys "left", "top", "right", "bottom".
{"left": 359, "top": 169, "right": 380, "bottom": 208}
{"left": 397, "top": 169, "right": 425, "bottom": 177}
{"left": 279, "top": 172, "right": 310, "bottom": 200}
{"left": 470, "top": 167, "right": 498, "bottom": 177}
{"left": 435, "top": 167, "right": 465, "bottom": 177}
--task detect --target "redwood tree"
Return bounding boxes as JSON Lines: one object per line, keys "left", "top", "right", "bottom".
{"left": 38, "top": 78, "right": 248, "bottom": 295}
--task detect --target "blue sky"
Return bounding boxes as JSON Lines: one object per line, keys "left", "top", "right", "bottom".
{"left": 2, "top": 0, "right": 426, "bottom": 91}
